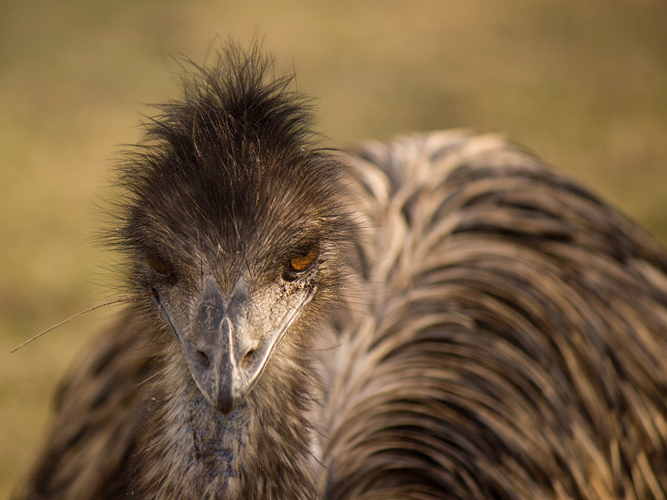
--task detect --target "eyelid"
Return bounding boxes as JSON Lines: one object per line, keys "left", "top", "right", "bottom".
{"left": 145, "top": 250, "right": 174, "bottom": 276}
{"left": 286, "top": 242, "right": 320, "bottom": 274}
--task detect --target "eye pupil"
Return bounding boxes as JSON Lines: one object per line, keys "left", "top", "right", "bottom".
{"left": 145, "top": 250, "right": 174, "bottom": 276}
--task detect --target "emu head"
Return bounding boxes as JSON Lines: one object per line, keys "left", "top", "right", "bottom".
{"left": 111, "top": 49, "right": 352, "bottom": 414}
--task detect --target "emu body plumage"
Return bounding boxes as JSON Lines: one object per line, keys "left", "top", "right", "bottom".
{"left": 16, "top": 48, "right": 667, "bottom": 499}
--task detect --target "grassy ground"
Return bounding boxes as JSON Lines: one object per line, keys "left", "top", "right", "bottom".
{"left": 1, "top": 0, "right": 666, "bottom": 496}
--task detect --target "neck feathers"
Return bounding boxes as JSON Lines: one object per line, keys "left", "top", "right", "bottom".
{"left": 130, "top": 340, "right": 320, "bottom": 499}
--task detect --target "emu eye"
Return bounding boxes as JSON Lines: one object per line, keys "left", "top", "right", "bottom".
{"left": 286, "top": 243, "right": 320, "bottom": 276}
{"left": 145, "top": 250, "right": 174, "bottom": 276}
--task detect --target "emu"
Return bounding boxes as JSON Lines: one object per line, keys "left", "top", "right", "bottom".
{"left": 15, "top": 45, "right": 667, "bottom": 499}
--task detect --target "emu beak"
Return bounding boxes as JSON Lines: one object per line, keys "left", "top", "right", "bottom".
{"left": 154, "top": 277, "right": 313, "bottom": 414}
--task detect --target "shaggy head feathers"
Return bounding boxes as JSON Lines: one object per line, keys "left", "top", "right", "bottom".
{"left": 108, "top": 45, "right": 351, "bottom": 297}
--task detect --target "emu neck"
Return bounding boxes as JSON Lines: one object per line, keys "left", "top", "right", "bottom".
{"left": 136, "top": 350, "right": 319, "bottom": 500}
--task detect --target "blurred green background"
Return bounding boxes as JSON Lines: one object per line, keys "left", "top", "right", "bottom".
{"left": 1, "top": 0, "right": 666, "bottom": 495}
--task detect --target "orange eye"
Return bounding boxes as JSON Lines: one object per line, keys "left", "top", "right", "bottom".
{"left": 288, "top": 243, "right": 319, "bottom": 274}
{"left": 145, "top": 250, "right": 174, "bottom": 276}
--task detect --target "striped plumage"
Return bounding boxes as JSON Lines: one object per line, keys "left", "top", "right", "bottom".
{"left": 324, "top": 132, "right": 667, "bottom": 499}
{"left": 15, "top": 49, "right": 667, "bottom": 499}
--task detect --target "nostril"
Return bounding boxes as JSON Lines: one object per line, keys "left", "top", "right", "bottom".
{"left": 195, "top": 349, "right": 211, "bottom": 369}
{"left": 241, "top": 348, "right": 257, "bottom": 367}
